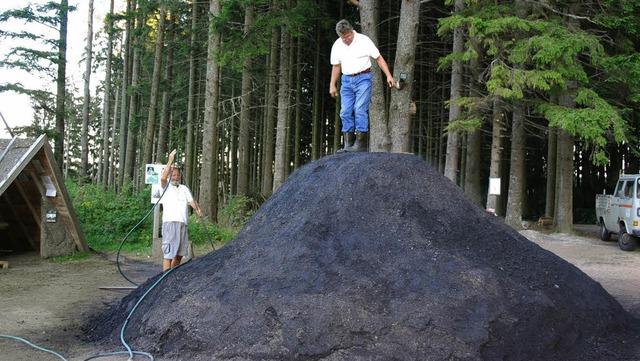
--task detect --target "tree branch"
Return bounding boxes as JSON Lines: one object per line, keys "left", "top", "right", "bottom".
{"left": 524, "top": 0, "right": 597, "bottom": 24}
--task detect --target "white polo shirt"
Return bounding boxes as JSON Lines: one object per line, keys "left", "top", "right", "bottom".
{"left": 330, "top": 30, "right": 381, "bottom": 75}
{"left": 160, "top": 184, "right": 193, "bottom": 224}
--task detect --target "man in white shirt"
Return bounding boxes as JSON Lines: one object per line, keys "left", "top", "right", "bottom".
{"left": 160, "top": 149, "right": 203, "bottom": 271}
{"left": 329, "top": 19, "right": 395, "bottom": 152}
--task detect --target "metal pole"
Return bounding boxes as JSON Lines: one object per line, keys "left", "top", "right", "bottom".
{"left": 0, "top": 111, "right": 15, "bottom": 138}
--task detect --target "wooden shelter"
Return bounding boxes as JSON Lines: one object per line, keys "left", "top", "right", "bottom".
{"left": 0, "top": 135, "right": 89, "bottom": 258}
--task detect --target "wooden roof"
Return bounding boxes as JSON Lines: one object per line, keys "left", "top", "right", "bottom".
{"left": 0, "top": 135, "right": 88, "bottom": 254}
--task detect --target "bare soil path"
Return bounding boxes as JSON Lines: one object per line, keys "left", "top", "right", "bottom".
{"left": 0, "top": 250, "right": 159, "bottom": 361}
{"left": 0, "top": 226, "right": 639, "bottom": 360}
{"left": 523, "top": 224, "right": 640, "bottom": 318}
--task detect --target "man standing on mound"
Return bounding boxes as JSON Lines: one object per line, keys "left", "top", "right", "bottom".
{"left": 329, "top": 19, "right": 395, "bottom": 152}
{"left": 160, "top": 149, "right": 203, "bottom": 271}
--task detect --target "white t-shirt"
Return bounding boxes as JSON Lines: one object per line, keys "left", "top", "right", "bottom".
{"left": 330, "top": 30, "right": 381, "bottom": 75}
{"left": 160, "top": 184, "right": 193, "bottom": 224}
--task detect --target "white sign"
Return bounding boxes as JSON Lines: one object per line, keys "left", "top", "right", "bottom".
{"left": 489, "top": 178, "right": 501, "bottom": 195}
{"left": 147, "top": 164, "right": 167, "bottom": 204}
{"left": 151, "top": 184, "right": 163, "bottom": 204}
{"left": 145, "top": 164, "right": 165, "bottom": 185}
{"left": 41, "top": 176, "right": 57, "bottom": 197}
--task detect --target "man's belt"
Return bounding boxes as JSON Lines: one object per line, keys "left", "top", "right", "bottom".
{"left": 348, "top": 68, "right": 371, "bottom": 76}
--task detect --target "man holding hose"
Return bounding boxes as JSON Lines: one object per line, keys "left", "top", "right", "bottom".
{"left": 160, "top": 149, "right": 203, "bottom": 271}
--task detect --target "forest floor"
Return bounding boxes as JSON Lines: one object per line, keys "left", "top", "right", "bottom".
{"left": 0, "top": 225, "right": 639, "bottom": 361}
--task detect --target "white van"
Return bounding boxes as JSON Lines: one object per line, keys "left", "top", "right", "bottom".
{"left": 595, "top": 174, "right": 640, "bottom": 251}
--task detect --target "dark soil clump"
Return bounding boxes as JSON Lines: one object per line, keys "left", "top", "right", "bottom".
{"left": 86, "top": 152, "right": 640, "bottom": 360}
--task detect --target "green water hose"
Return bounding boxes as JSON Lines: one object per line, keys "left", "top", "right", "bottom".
{"left": 0, "top": 334, "right": 67, "bottom": 360}
{"left": 116, "top": 180, "right": 169, "bottom": 286}
{"left": 83, "top": 264, "right": 182, "bottom": 360}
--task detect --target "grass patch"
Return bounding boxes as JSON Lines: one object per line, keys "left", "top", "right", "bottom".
{"left": 49, "top": 252, "right": 93, "bottom": 262}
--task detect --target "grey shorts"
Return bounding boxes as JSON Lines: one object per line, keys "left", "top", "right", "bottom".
{"left": 162, "top": 222, "right": 189, "bottom": 259}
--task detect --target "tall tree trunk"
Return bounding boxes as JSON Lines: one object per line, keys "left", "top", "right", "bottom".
{"left": 505, "top": 102, "right": 526, "bottom": 229}
{"left": 123, "top": 11, "right": 142, "bottom": 186}
{"left": 238, "top": 5, "right": 254, "bottom": 196}
{"left": 311, "top": 17, "right": 322, "bottom": 160}
{"left": 464, "top": 129, "right": 482, "bottom": 205}
{"left": 545, "top": 128, "right": 557, "bottom": 217}
{"left": 438, "top": 75, "right": 447, "bottom": 172}
{"left": 186, "top": 0, "right": 200, "bottom": 190}
{"left": 389, "top": 0, "right": 420, "bottom": 153}
{"left": 555, "top": 8, "right": 579, "bottom": 233}
{"left": 501, "top": 0, "right": 530, "bottom": 221}
{"left": 444, "top": 0, "right": 465, "bottom": 183}
{"left": 555, "top": 82, "right": 577, "bottom": 233}
{"left": 100, "top": 0, "right": 115, "bottom": 189}
{"left": 157, "top": 10, "right": 175, "bottom": 164}
{"left": 463, "top": 58, "right": 484, "bottom": 205}
{"left": 556, "top": 129, "right": 574, "bottom": 232}
{"left": 199, "top": 0, "right": 222, "bottom": 222}
{"left": 230, "top": 91, "right": 238, "bottom": 196}
{"left": 142, "top": 3, "right": 166, "bottom": 166}
{"left": 273, "top": 28, "right": 291, "bottom": 192}
{"left": 486, "top": 99, "right": 505, "bottom": 215}
{"left": 285, "top": 31, "right": 295, "bottom": 178}
{"left": 80, "top": 0, "right": 93, "bottom": 180}
{"left": 359, "top": 0, "right": 391, "bottom": 152}
{"left": 294, "top": 36, "right": 302, "bottom": 170}
{"left": 107, "top": 70, "right": 120, "bottom": 189}
{"left": 261, "top": 22, "right": 279, "bottom": 197}
{"left": 117, "top": 0, "right": 135, "bottom": 190}
{"left": 54, "top": 0, "right": 69, "bottom": 171}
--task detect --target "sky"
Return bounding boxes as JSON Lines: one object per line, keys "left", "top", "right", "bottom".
{"left": 0, "top": 1, "right": 123, "bottom": 138}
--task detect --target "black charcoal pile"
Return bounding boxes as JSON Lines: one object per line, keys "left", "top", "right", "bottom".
{"left": 86, "top": 152, "right": 640, "bottom": 360}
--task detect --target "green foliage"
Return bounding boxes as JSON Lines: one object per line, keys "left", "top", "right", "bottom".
{"left": 0, "top": 2, "right": 77, "bottom": 71}
{"left": 444, "top": 117, "right": 483, "bottom": 134}
{"left": 515, "top": 23, "right": 603, "bottom": 84}
{"left": 594, "top": 0, "right": 640, "bottom": 39}
{"left": 0, "top": 1, "right": 78, "bottom": 143}
{"left": 443, "top": 96, "right": 485, "bottom": 133}
{"left": 486, "top": 63, "right": 566, "bottom": 99}
{"left": 536, "top": 87, "right": 627, "bottom": 165}
{"left": 212, "top": 0, "right": 320, "bottom": 71}
{"left": 600, "top": 54, "right": 640, "bottom": 104}
{"left": 0, "top": 2, "right": 76, "bottom": 27}
{"left": 68, "top": 182, "right": 244, "bottom": 253}
{"left": 67, "top": 182, "right": 155, "bottom": 252}
{"left": 437, "top": 1, "right": 635, "bottom": 165}
{"left": 218, "top": 194, "right": 257, "bottom": 231}
{"left": 188, "top": 216, "right": 236, "bottom": 247}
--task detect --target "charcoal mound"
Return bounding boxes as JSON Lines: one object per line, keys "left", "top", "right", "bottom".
{"left": 87, "top": 152, "right": 640, "bottom": 360}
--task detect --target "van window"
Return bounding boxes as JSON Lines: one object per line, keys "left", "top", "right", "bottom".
{"left": 615, "top": 180, "right": 625, "bottom": 197}
{"left": 624, "top": 181, "right": 634, "bottom": 198}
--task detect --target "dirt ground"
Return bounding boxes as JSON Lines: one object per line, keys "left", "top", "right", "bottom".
{"left": 0, "top": 250, "right": 161, "bottom": 361}
{"left": 1, "top": 226, "right": 639, "bottom": 361}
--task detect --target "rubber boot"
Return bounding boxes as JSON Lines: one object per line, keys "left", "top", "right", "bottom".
{"left": 337, "top": 132, "right": 355, "bottom": 153}
{"left": 345, "top": 131, "right": 367, "bottom": 152}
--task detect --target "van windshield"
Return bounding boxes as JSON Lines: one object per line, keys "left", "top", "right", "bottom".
{"left": 624, "top": 181, "right": 634, "bottom": 198}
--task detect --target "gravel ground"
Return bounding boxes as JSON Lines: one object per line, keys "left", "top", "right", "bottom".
{"left": 523, "top": 224, "right": 640, "bottom": 318}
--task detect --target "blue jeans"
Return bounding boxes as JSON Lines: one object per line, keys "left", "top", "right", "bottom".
{"left": 340, "top": 72, "right": 373, "bottom": 133}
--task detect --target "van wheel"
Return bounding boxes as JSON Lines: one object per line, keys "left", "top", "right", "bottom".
{"left": 599, "top": 223, "right": 611, "bottom": 242}
{"left": 618, "top": 227, "right": 638, "bottom": 251}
